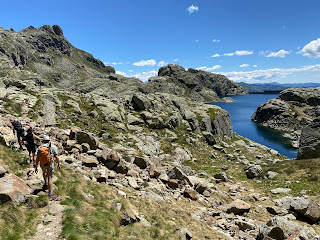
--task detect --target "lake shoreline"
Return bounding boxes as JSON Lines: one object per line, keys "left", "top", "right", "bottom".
{"left": 210, "top": 94, "right": 298, "bottom": 158}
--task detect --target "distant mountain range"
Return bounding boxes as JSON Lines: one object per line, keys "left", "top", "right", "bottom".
{"left": 238, "top": 82, "right": 320, "bottom": 93}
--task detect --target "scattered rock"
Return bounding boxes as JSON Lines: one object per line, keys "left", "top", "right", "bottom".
{"left": 120, "top": 204, "right": 140, "bottom": 226}
{"left": 226, "top": 199, "right": 251, "bottom": 215}
{"left": 275, "top": 196, "right": 320, "bottom": 223}
{"left": 178, "top": 227, "right": 193, "bottom": 240}
{"left": 245, "top": 165, "right": 263, "bottom": 179}
{"left": 266, "top": 171, "right": 278, "bottom": 179}
{"left": 184, "top": 188, "right": 198, "bottom": 201}
{"left": 133, "top": 156, "right": 150, "bottom": 169}
{"left": 214, "top": 172, "right": 228, "bottom": 182}
{"left": 202, "top": 131, "right": 216, "bottom": 145}
{"left": 81, "top": 155, "right": 99, "bottom": 167}
{"left": 270, "top": 188, "right": 292, "bottom": 194}
{"left": 76, "top": 131, "right": 99, "bottom": 150}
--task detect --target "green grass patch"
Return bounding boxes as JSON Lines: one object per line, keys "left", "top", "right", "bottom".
{"left": 0, "top": 202, "right": 39, "bottom": 240}
{"left": 0, "top": 145, "right": 29, "bottom": 173}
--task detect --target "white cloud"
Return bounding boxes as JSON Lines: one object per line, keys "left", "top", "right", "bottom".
{"left": 129, "top": 70, "right": 133, "bottom": 72}
{"left": 210, "top": 54, "right": 220, "bottom": 58}
{"left": 173, "top": 59, "right": 179, "bottom": 62}
{"left": 240, "top": 64, "right": 250, "bottom": 68}
{"left": 222, "top": 50, "right": 253, "bottom": 57}
{"left": 266, "top": 49, "right": 290, "bottom": 58}
{"left": 157, "top": 61, "right": 168, "bottom": 67}
{"left": 116, "top": 71, "right": 127, "bottom": 76}
{"left": 218, "top": 64, "right": 320, "bottom": 83}
{"left": 133, "top": 59, "right": 156, "bottom": 67}
{"left": 187, "top": 5, "right": 198, "bottom": 14}
{"left": 235, "top": 50, "right": 253, "bottom": 56}
{"left": 213, "top": 39, "right": 220, "bottom": 43}
{"left": 253, "top": 65, "right": 258, "bottom": 68}
{"left": 223, "top": 53, "right": 234, "bottom": 56}
{"left": 133, "top": 70, "right": 158, "bottom": 82}
{"left": 196, "top": 65, "right": 222, "bottom": 71}
{"left": 116, "top": 70, "right": 157, "bottom": 82}
{"left": 300, "top": 38, "right": 320, "bottom": 58}
{"left": 104, "top": 62, "right": 124, "bottom": 65}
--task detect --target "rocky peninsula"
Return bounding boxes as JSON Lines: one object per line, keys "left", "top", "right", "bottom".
{"left": 252, "top": 88, "right": 320, "bottom": 155}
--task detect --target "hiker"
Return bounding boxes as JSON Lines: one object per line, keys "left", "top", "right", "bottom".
{"left": 10, "top": 119, "right": 25, "bottom": 149}
{"left": 35, "top": 135, "right": 60, "bottom": 199}
{"left": 23, "top": 127, "right": 40, "bottom": 165}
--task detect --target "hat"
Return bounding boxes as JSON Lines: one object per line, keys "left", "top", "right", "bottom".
{"left": 43, "top": 135, "right": 50, "bottom": 141}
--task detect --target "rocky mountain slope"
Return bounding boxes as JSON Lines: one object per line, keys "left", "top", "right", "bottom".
{"left": 144, "top": 64, "right": 247, "bottom": 102}
{"left": 252, "top": 87, "right": 320, "bottom": 150}
{"left": 0, "top": 25, "right": 245, "bottom": 103}
{"left": 1, "top": 25, "right": 320, "bottom": 240}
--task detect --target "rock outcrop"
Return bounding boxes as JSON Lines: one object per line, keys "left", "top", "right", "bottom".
{"left": 143, "top": 64, "right": 247, "bottom": 102}
{"left": 252, "top": 87, "right": 320, "bottom": 149}
{"left": 297, "top": 118, "right": 320, "bottom": 159}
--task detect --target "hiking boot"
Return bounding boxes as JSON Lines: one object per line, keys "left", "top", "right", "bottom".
{"left": 42, "top": 184, "right": 48, "bottom": 190}
{"left": 48, "top": 193, "right": 58, "bottom": 200}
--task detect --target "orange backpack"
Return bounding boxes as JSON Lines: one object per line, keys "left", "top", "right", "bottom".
{"left": 38, "top": 144, "right": 52, "bottom": 165}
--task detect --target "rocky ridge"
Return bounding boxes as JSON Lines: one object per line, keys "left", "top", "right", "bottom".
{"left": 0, "top": 25, "right": 245, "bottom": 103}
{"left": 143, "top": 64, "right": 247, "bottom": 103}
{"left": 252, "top": 87, "right": 320, "bottom": 152}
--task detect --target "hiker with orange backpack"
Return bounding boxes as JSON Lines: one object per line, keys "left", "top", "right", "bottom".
{"left": 35, "top": 135, "right": 60, "bottom": 200}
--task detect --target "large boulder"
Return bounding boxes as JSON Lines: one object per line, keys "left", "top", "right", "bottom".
{"left": 80, "top": 155, "right": 99, "bottom": 168}
{"left": 131, "top": 94, "right": 151, "bottom": 111}
{"left": 0, "top": 174, "right": 32, "bottom": 204}
{"left": 266, "top": 216, "right": 302, "bottom": 240}
{"left": 297, "top": 118, "right": 320, "bottom": 159}
{"left": 98, "top": 151, "right": 120, "bottom": 169}
{"left": 76, "top": 131, "right": 99, "bottom": 150}
{"left": 226, "top": 199, "right": 251, "bottom": 215}
{"left": 245, "top": 165, "right": 263, "bottom": 179}
{"left": 275, "top": 196, "right": 320, "bottom": 223}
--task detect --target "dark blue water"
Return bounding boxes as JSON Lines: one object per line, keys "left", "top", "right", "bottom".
{"left": 210, "top": 94, "right": 298, "bottom": 158}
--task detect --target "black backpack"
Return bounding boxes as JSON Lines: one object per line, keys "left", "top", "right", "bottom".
{"left": 12, "top": 121, "right": 24, "bottom": 133}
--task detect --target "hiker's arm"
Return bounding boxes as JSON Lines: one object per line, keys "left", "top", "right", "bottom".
{"left": 55, "top": 155, "right": 60, "bottom": 170}
{"left": 33, "top": 134, "right": 40, "bottom": 144}
{"left": 34, "top": 134, "right": 40, "bottom": 141}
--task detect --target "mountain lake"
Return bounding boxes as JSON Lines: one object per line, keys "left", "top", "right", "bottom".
{"left": 210, "top": 94, "right": 298, "bottom": 158}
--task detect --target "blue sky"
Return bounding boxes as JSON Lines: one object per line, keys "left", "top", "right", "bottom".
{"left": 1, "top": 0, "right": 320, "bottom": 83}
